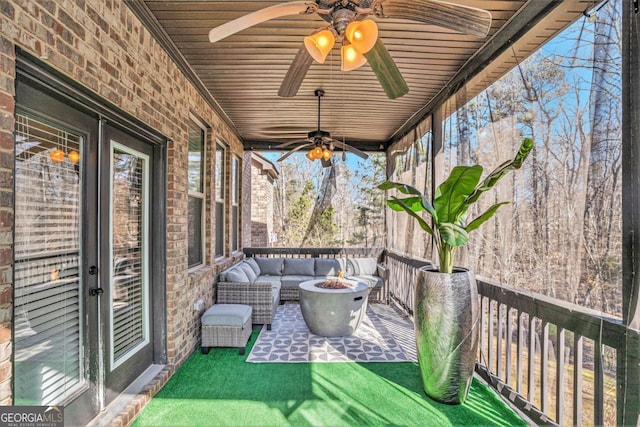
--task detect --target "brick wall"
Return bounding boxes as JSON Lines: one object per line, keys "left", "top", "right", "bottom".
{"left": 0, "top": 0, "right": 245, "bottom": 404}
{"left": 250, "top": 154, "right": 277, "bottom": 247}
{"left": 242, "top": 151, "right": 253, "bottom": 247}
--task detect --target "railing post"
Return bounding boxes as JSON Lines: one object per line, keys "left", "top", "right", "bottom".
{"left": 621, "top": 1, "right": 640, "bottom": 425}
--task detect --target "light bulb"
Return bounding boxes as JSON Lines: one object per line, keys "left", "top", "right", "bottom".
{"left": 68, "top": 150, "right": 80, "bottom": 164}
{"left": 306, "top": 150, "right": 315, "bottom": 161}
{"left": 344, "top": 19, "right": 378, "bottom": 54}
{"left": 341, "top": 44, "right": 367, "bottom": 71}
{"left": 49, "top": 148, "right": 65, "bottom": 163}
{"left": 322, "top": 148, "right": 332, "bottom": 161}
{"left": 304, "top": 29, "right": 335, "bottom": 64}
{"left": 313, "top": 146, "right": 323, "bottom": 158}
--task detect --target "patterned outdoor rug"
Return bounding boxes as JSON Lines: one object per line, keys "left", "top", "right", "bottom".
{"left": 247, "top": 302, "right": 417, "bottom": 363}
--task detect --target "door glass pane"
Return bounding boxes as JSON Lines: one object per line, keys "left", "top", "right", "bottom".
{"left": 13, "top": 114, "right": 83, "bottom": 405}
{"left": 111, "top": 144, "right": 149, "bottom": 366}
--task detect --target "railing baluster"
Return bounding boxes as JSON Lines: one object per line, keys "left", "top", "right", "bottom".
{"left": 497, "top": 303, "right": 504, "bottom": 378}
{"left": 594, "top": 341, "right": 604, "bottom": 426}
{"left": 557, "top": 327, "right": 565, "bottom": 424}
{"left": 506, "top": 307, "right": 514, "bottom": 386}
{"left": 574, "top": 334, "right": 583, "bottom": 427}
{"left": 480, "top": 296, "right": 487, "bottom": 366}
{"left": 488, "top": 300, "right": 495, "bottom": 373}
{"left": 384, "top": 253, "right": 632, "bottom": 426}
{"left": 541, "top": 321, "right": 549, "bottom": 415}
{"left": 517, "top": 311, "right": 524, "bottom": 394}
{"left": 528, "top": 315, "right": 536, "bottom": 401}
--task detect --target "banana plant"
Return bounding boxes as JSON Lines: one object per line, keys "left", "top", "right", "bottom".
{"left": 378, "top": 138, "right": 533, "bottom": 274}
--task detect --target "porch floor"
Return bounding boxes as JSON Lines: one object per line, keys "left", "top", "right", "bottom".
{"left": 131, "top": 305, "right": 526, "bottom": 427}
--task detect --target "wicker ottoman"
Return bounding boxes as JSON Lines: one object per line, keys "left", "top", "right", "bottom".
{"left": 201, "top": 304, "right": 252, "bottom": 355}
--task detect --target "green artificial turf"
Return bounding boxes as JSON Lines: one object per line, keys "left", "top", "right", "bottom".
{"left": 132, "top": 331, "right": 526, "bottom": 427}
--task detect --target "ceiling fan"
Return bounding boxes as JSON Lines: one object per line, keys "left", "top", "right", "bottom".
{"left": 208, "top": 0, "right": 492, "bottom": 100}
{"left": 276, "top": 89, "right": 369, "bottom": 167}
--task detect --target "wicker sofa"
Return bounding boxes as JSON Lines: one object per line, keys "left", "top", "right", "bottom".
{"left": 216, "top": 256, "right": 388, "bottom": 328}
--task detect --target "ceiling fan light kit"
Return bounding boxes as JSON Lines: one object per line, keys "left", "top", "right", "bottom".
{"left": 344, "top": 19, "right": 378, "bottom": 53}
{"left": 341, "top": 43, "right": 367, "bottom": 71}
{"left": 276, "top": 89, "right": 368, "bottom": 166}
{"left": 209, "top": 1, "right": 491, "bottom": 100}
{"left": 304, "top": 29, "right": 336, "bottom": 63}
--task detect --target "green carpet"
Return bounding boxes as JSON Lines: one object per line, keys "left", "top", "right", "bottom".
{"left": 132, "top": 330, "right": 526, "bottom": 427}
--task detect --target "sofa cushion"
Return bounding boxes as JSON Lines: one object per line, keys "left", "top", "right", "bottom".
{"left": 351, "top": 275, "right": 383, "bottom": 288}
{"left": 239, "top": 262, "right": 257, "bottom": 282}
{"left": 201, "top": 304, "right": 252, "bottom": 327}
{"left": 283, "top": 258, "right": 315, "bottom": 276}
{"left": 281, "top": 275, "right": 314, "bottom": 288}
{"left": 225, "top": 267, "right": 249, "bottom": 283}
{"left": 255, "top": 257, "right": 284, "bottom": 275}
{"left": 346, "top": 258, "right": 378, "bottom": 275}
{"left": 256, "top": 275, "right": 282, "bottom": 286}
{"left": 314, "top": 258, "right": 343, "bottom": 276}
{"left": 245, "top": 257, "right": 261, "bottom": 275}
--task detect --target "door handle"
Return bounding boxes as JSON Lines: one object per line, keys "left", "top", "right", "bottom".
{"left": 90, "top": 287, "right": 104, "bottom": 296}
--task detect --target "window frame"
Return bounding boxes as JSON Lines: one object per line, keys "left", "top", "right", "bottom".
{"left": 231, "top": 155, "right": 240, "bottom": 252}
{"left": 187, "top": 116, "right": 207, "bottom": 270}
{"left": 215, "top": 140, "right": 227, "bottom": 259}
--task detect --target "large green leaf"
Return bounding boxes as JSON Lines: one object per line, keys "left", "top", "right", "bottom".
{"left": 389, "top": 197, "right": 435, "bottom": 237}
{"left": 466, "top": 202, "right": 509, "bottom": 232}
{"left": 466, "top": 138, "right": 533, "bottom": 204}
{"left": 379, "top": 181, "right": 436, "bottom": 217}
{"left": 386, "top": 196, "right": 424, "bottom": 212}
{"left": 438, "top": 223, "right": 469, "bottom": 247}
{"left": 433, "top": 165, "right": 483, "bottom": 224}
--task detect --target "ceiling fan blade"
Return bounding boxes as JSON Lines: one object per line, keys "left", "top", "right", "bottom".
{"left": 209, "top": 1, "right": 313, "bottom": 43}
{"left": 277, "top": 142, "right": 312, "bottom": 162}
{"left": 275, "top": 139, "right": 310, "bottom": 149}
{"left": 380, "top": 0, "right": 492, "bottom": 38}
{"left": 278, "top": 45, "right": 314, "bottom": 98}
{"left": 363, "top": 39, "right": 409, "bottom": 99}
{"left": 332, "top": 140, "right": 369, "bottom": 160}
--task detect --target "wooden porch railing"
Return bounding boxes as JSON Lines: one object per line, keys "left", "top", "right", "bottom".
{"left": 382, "top": 249, "right": 639, "bottom": 426}
{"left": 243, "top": 247, "right": 384, "bottom": 259}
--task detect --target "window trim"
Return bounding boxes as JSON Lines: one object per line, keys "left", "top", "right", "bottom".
{"left": 215, "top": 140, "right": 227, "bottom": 259}
{"left": 231, "top": 155, "right": 240, "bottom": 253}
{"left": 187, "top": 115, "right": 207, "bottom": 270}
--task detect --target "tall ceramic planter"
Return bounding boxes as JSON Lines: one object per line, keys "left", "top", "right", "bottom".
{"left": 414, "top": 266, "right": 479, "bottom": 404}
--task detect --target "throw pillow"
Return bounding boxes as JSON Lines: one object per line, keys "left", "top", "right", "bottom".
{"left": 255, "top": 257, "right": 284, "bottom": 275}
{"left": 245, "top": 257, "right": 261, "bottom": 275}
{"left": 239, "top": 262, "right": 257, "bottom": 282}
{"left": 315, "top": 258, "right": 343, "bottom": 276}
{"left": 225, "top": 267, "right": 249, "bottom": 283}
{"left": 283, "top": 258, "right": 315, "bottom": 276}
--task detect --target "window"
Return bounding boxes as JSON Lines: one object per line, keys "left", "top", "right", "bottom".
{"left": 215, "top": 142, "right": 226, "bottom": 258}
{"left": 231, "top": 156, "right": 240, "bottom": 252}
{"left": 188, "top": 120, "right": 205, "bottom": 268}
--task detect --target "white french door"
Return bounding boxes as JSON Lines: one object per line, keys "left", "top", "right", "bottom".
{"left": 13, "top": 71, "right": 163, "bottom": 426}
{"left": 102, "top": 126, "right": 155, "bottom": 403}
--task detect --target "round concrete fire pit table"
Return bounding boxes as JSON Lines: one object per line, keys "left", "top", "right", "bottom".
{"left": 298, "top": 279, "right": 368, "bottom": 337}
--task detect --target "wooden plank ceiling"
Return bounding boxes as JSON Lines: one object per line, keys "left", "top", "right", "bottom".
{"left": 135, "top": 0, "right": 589, "bottom": 152}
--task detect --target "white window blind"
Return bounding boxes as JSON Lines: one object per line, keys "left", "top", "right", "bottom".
{"left": 13, "top": 114, "right": 83, "bottom": 405}
{"left": 111, "top": 145, "right": 149, "bottom": 365}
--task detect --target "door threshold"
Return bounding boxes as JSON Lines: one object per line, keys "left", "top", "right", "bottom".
{"left": 86, "top": 364, "right": 169, "bottom": 427}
